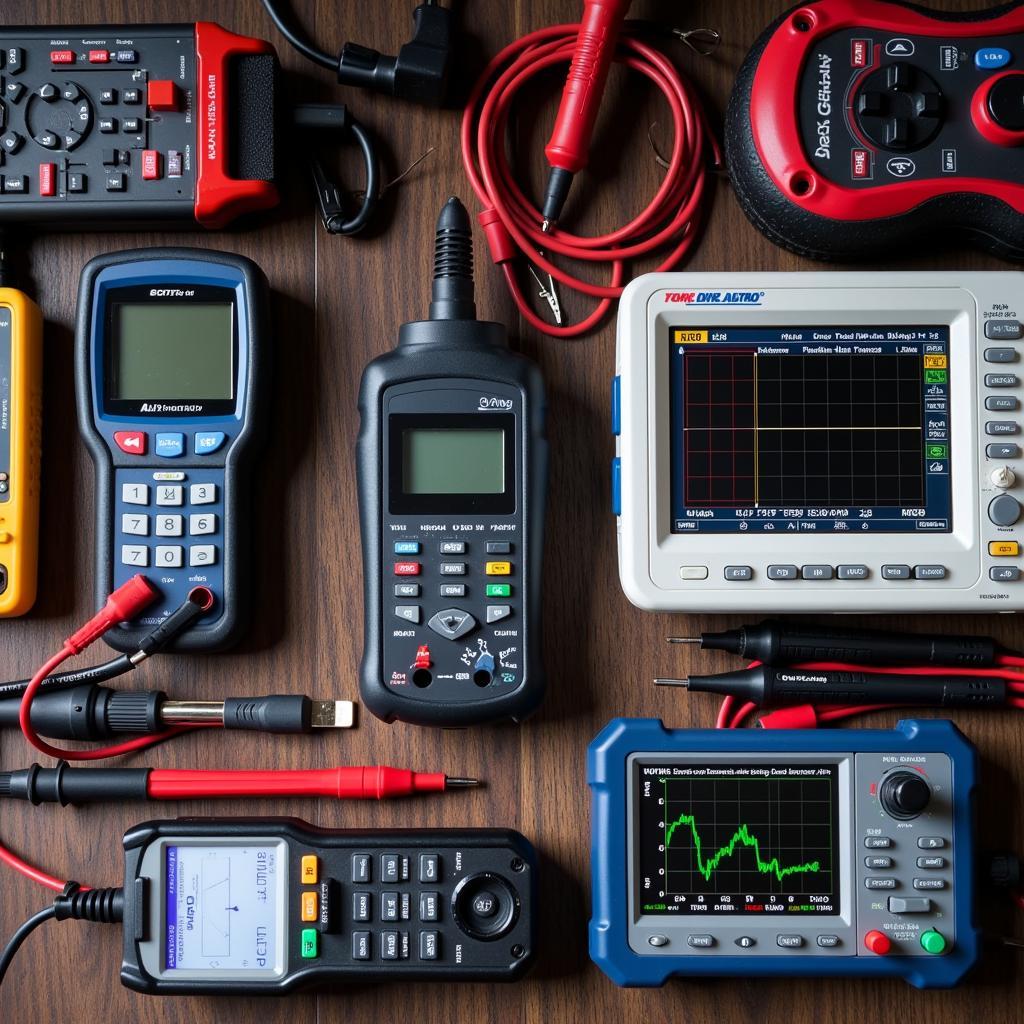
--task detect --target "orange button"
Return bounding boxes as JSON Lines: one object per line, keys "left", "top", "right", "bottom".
{"left": 301, "top": 854, "right": 318, "bottom": 883}
{"left": 301, "top": 890, "right": 318, "bottom": 922}
{"left": 990, "top": 541, "right": 1020, "bottom": 556}
{"left": 141, "top": 150, "right": 161, "bottom": 180}
{"left": 485, "top": 561, "right": 511, "bottom": 576}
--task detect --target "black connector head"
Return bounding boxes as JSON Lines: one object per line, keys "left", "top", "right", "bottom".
{"left": 429, "top": 196, "right": 476, "bottom": 321}
{"left": 337, "top": 2, "right": 451, "bottom": 106}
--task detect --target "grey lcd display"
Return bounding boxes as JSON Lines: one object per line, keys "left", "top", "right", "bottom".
{"left": 111, "top": 303, "right": 234, "bottom": 401}
{"left": 402, "top": 428, "right": 505, "bottom": 494}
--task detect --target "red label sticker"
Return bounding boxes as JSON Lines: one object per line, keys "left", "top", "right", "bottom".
{"left": 851, "top": 148, "right": 871, "bottom": 179}
{"left": 851, "top": 39, "right": 869, "bottom": 68}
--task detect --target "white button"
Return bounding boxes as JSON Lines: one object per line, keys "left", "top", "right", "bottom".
{"left": 121, "top": 483, "right": 149, "bottom": 505}
{"left": 155, "top": 484, "right": 183, "bottom": 506}
{"left": 121, "top": 543, "right": 149, "bottom": 566}
{"left": 190, "top": 483, "right": 217, "bottom": 505}
{"left": 121, "top": 512, "right": 149, "bottom": 536}
{"left": 189, "top": 544, "right": 217, "bottom": 567}
{"left": 155, "top": 514, "right": 183, "bottom": 537}
{"left": 155, "top": 545, "right": 183, "bottom": 567}
{"left": 189, "top": 513, "right": 217, "bottom": 536}
{"left": 679, "top": 566, "right": 709, "bottom": 580}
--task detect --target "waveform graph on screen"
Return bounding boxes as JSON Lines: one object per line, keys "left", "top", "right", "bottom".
{"left": 655, "top": 766, "right": 837, "bottom": 912}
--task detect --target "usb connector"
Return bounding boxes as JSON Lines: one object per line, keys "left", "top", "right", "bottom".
{"left": 311, "top": 700, "right": 356, "bottom": 729}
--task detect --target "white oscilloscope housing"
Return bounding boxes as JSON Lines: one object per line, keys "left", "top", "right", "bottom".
{"left": 614, "top": 272, "right": 1024, "bottom": 613}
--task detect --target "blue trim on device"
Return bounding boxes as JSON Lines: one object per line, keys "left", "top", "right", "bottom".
{"left": 611, "top": 457, "right": 621, "bottom": 516}
{"left": 611, "top": 375, "right": 621, "bottom": 436}
{"left": 588, "top": 718, "right": 980, "bottom": 989}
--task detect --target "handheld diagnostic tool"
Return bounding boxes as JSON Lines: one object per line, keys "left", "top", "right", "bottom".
{"left": 119, "top": 818, "right": 536, "bottom": 994}
{"left": 75, "top": 248, "right": 270, "bottom": 652}
{"left": 0, "top": 24, "right": 278, "bottom": 228}
{"left": 588, "top": 718, "right": 979, "bottom": 989}
{"left": 357, "top": 198, "right": 547, "bottom": 726}
{"left": 615, "top": 271, "right": 1024, "bottom": 613}
{"left": 0, "top": 280, "right": 41, "bottom": 617}
{"left": 726, "top": 0, "right": 1024, "bottom": 261}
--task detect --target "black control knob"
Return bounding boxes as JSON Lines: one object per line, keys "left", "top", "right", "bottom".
{"left": 879, "top": 770, "right": 931, "bottom": 820}
{"left": 451, "top": 872, "right": 520, "bottom": 941}
{"left": 988, "top": 73, "right": 1024, "bottom": 132}
{"left": 855, "top": 62, "right": 944, "bottom": 152}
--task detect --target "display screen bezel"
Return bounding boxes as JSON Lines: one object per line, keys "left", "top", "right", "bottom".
{"left": 388, "top": 412, "right": 516, "bottom": 515}
{"left": 101, "top": 283, "right": 239, "bottom": 418}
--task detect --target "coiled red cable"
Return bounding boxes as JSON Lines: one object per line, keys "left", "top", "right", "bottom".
{"left": 461, "top": 22, "right": 720, "bottom": 337}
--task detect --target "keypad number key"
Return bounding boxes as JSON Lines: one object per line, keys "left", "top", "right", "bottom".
{"left": 121, "top": 544, "right": 149, "bottom": 567}
{"left": 155, "top": 545, "right": 184, "bottom": 568}
{"left": 190, "top": 483, "right": 217, "bottom": 505}
{"left": 155, "top": 514, "right": 183, "bottom": 537}
{"left": 121, "top": 483, "right": 149, "bottom": 505}
{"left": 189, "top": 513, "right": 217, "bottom": 536}
{"left": 121, "top": 512, "right": 149, "bottom": 536}
{"left": 155, "top": 485, "right": 183, "bottom": 506}
{"left": 189, "top": 545, "right": 217, "bottom": 568}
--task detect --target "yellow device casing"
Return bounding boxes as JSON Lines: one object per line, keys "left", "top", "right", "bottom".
{"left": 0, "top": 288, "right": 42, "bottom": 616}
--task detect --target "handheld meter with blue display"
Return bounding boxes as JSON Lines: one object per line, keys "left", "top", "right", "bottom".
{"left": 75, "top": 247, "right": 270, "bottom": 652}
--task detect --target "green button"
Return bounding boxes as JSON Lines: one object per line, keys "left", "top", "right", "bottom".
{"left": 301, "top": 928, "right": 318, "bottom": 958}
{"left": 925, "top": 369, "right": 947, "bottom": 383}
{"left": 920, "top": 929, "right": 946, "bottom": 955}
{"left": 486, "top": 583, "right": 511, "bottom": 598}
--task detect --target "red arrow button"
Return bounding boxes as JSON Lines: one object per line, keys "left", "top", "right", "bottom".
{"left": 114, "top": 431, "right": 147, "bottom": 455}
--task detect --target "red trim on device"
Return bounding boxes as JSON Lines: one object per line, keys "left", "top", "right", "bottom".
{"left": 749, "top": 0, "right": 1024, "bottom": 220}
{"left": 193, "top": 21, "right": 279, "bottom": 228}
{"left": 971, "top": 70, "right": 1024, "bottom": 148}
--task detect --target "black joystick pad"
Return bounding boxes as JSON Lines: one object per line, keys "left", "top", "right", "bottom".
{"left": 988, "top": 73, "right": 1024, "bottom": 131}
{"left": 855, "top": 62, "right": 943, "bottom": 151}
{"left": 451, "top": 872, "right": 521, "bottom": 941}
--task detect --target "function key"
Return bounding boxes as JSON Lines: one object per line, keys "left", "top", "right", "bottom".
{"left": 394, "top": 541, "right": 420, "bottom": 555}
{"left": 986, "top": 373, "right": 1019, "bottom": 387}
{"left": 801, "top": 564, "right": 834, "bottom": 580}
{"left": 68, "top": 171, "right": 86, "bottom": 193}
{"left": 776, "top": 935, "right": 804, "bottom": 948}
{"left": 913, "top": 878, "right": 946, "bottom": 890}
{"left": 395, "top": 583, "right": 421, "bottom": 598}
{"left": 987, "top": 396, "right": 1021, "bottom": 411}
{"left": 864, "top": 836, "right": 892, "bottom": 849}
{"left": 881, "top": 564, "right": 911, "bottom": 580}
{"left": 394, "top": 605, "right": 421, "bottom": 624}
{"left": 38, "top": 83, "right": 58, "bottom": 101}
{"left": 440, "top": 541, "right": 465, "bottom": 554}
{"left": 300, "top": 928, "right": 318, "bottom": 959}
{"left": 914, "top": 565, "right": 947, "bottom": 580}
{"left": 6, "top": 47, "right": 24, "bottom": 74}
{"left": 440, "top": 583, "right": 466, "bottom": 598}
{"left": 351, "top": 853, "right": 371, "bottom": 883}
{"left": 734, "top": 936, "right": 755, "bottom": 949}
{"left": 767, "top": 564, "right": 798, "bottom": 580}
{"left": 864, "top": 856, "right": 893, "bottom": 869}
{"left": 114, "top": 430, "right": 146, "bottom": 455}
{"left": 486, "top": 541, "right": 512, "bottom": 554}
{"left": 115, "top": 49, "right": 138, "bottom": 64}
{"left": 816, "top": 935, "right": 840, "bottom": 948}
{"left": 420, "top": 931, "right": 439, "bottom": 960}
{"left": 917, "top": 856, "right": 946, "bottom": 869}
{"left": 985, "top": 322, "right": 1023, "bottom": 341}
{"left": 865, "top": 877, "right": 897, "bottom": 889}
{"left": 50, "top": 50, "right": 75, "bottom": 65}
{"left": 485, "top": 561, "right": 512, "bottom": 576}
{"left": 155, "top": 432, "right": 184, "bottom": 458}
{"left": 989, "top": 540, "right": 1019, "bottom": 556}
{"left": 837, "top": 564, "right": 869, "bottom": 580}
{"left": 394, "top": 561, "right": 421, "bottom": 576}
{"left": 381, "top": 892, "right": 400, "bottom": 922}
{"left": 976, "top": 47, "right": 1012, "bottom": 70}
{"left": 88, "top": 49, "right": 110, "bottom": 64}
{"left": 991, "top": 566, "right": 1022, "bottom": 581}
{"left": 5, "top": 82, "right": 26, "bottom": 104}
{"left": 37, "top": 163, "right": 55, "bottom": 196}
{"left": 486, "top": 605, "right": 511, "bottom": 623}
{"left": 167, "top": 150, "right": 183, "bottom": 177}
{"left": 419, "top": 854, "right": 440, "bottom": 883}
{"left": 381, "top": 853, "right": 401, "bottom": 883}
{"left": 2, "top": 175, "right": 27, "bottom": 193}
{"left": 105, "top": 171, "right": 126, "bottom": 192}
{"left": 917, "top": 836, "right": 946, "bottom": 849}
{"left": 1, "top": 131, "right": 24, "bottom": 155}
{"left": 440, "top": 562, "right": 467, "bottom": 575}
{"left": 352, "top": 931, "right": 371, "bottom": 960}
{"left": 122, "top": 118, "right": 141, "bottom": 134}
{"left": 99, "top": 88, "right": 117, "bottom": 105}
{"left": 724, "top": 565, "right": 753, "bottom": 581}
{"left": 141, "top": 149, "right": 161, "bottom": 180}
{"left": 419, "top": 892, "right": 439, "bottom": 922}
{"left": 485, "top": 583, "right": 511, "bottom": 598}
{"left": 60, "top": 82, "right": 80, "bottom": 101}
{"left": 122, "top": 87, "right": 141, "bottom": 104}
{"left": 98, "top": 117, "right": 118, "bottom": 133}
{"left": 194, "top": 431, "right": 226, "bottom": 454}
{"left": 34, "top": 133, "right": 58, "bottom": 150}
{"left": 985, "top": 347, "right": 1020, "bottom": 362}
{"left": 353, "top": 892, "right": 371, "bottom": 922}
{"left": 301, "top": 854, "right": 318, "bottom": 884}
{"left": 301, "top": 891, "right": 318, "bottom": 922}
{"left": 380, "top": 931, "right": 403, "bottom": 960}
{"left": 147, "top": 80, "right": 181, "bottom": 111}
{"left": 686, "top": 934, "right": 715, "bottom": 948}
{"left": 988, "top": 442, "right": 1021, "bottom": 458}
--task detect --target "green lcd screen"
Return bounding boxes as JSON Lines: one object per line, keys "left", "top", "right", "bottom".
{"left": 402, "top": 428, "right": 505, "bottom": 494}
{"left": 110, "top": 303, "right": 234, "bottom": 401}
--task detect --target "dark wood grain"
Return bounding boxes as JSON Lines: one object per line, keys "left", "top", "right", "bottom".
{"left": 0, "top": 1, "right": 1022, "bottom": 1021}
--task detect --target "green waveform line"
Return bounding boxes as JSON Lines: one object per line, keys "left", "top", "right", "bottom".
{"left": 665, "top": 812, "right": 821, "bottom": 883}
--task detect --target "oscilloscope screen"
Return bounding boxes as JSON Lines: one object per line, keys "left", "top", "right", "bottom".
{"left": 634, "top": 762, "right": 840, "bottom": 915}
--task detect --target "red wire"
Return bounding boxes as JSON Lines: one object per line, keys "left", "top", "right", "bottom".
{"left": 462, "top": 23, "right": 720, "bottom": 337}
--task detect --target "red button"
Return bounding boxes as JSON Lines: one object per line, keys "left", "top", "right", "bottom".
{"left": 414, "top": 645, "right": 432, "bottom": 669}
{"left": 114, "top": 431, "right": 147, "bottom": 455}
{"left": 38, "top": 163, "right": 56, "bottom": 196}
{"left": 50, "top": 49, "right": 75, "bottom": 64}
{"left": 864, "top": 930, "right": 891, "bottom": 955}
{"left": 851, "top": 148, "right": 871, "bottom": 179}
{"left": 394, "top": 562, "right": 421, "bottom": 576}
{"left": 141, "top": 150, "right": 161, "bottom": 180}
{"left": 147, "top": 80, "right": 180, "bottom": 112}
{"left": 851, "top": 39, "right": 869, "bottom": 68}
{"left": 88, "top": 49, "right": 110, "bottom": 63}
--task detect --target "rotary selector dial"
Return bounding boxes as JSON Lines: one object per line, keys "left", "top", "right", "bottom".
{"left": 879, "top": 770, "right": 931, "bottom": 820}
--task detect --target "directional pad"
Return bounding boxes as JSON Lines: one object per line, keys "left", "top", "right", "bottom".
{"left": 855, "top": 61, "right": 944, "bottom": 152}
{"left": 426, "top": 607, "right": 477, "bottom": 641}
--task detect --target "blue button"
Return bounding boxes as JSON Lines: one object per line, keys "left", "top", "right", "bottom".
{"left": 611, "top": 375, "right": 621, "bottom": 436}
{"left": 976, "top": 47, "right": 1012, "bottom": 69}
{"left": 154, "top": 432, "right": 184, "bottom": 458}
{"left": 611, "top": 457, "right": 621, "bottom": 516}
{"left": 194, "top": 431, "right": 226, "bottom": 455}
{"left": 394, "top": 541, "right": 420, "bottom": 554}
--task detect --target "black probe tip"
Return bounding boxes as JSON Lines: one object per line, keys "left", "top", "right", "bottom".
{"left": 444, "top": 776, "right": 480, "bottom": 788}
{"left": 429, "top": 196, "right": 476, "bottom": 321}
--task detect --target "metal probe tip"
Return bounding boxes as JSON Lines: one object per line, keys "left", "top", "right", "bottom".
{"left": 445, "top": 777, "right": 480, "bottom": 788}
{"left": 653, "top": 678, "right": 691, "bottom": 688}
{"left": 666, "top": 637, "right": 701, "bottom": 644}
{"left": 541, "top": 219, "right": 552, "bottom": 233}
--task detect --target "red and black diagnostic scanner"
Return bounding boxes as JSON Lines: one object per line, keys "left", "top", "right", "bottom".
{"left": 725, "top": 0, "right": 1024, "bottom": 260}
{"left": 0, "top": 23, "right": 279, "bottom": 228}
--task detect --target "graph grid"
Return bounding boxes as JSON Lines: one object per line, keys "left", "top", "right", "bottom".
{"left": 682, "top": 350, "right": 926, "bottom": 507}
{"left": 660, "top": 774, "right": 834, "bottom": 898}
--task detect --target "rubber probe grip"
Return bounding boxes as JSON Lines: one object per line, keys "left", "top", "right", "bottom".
{"left": 543, "top": 0, "right": 633, "bottom": 173}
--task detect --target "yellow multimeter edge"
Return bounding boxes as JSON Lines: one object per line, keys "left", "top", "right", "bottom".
{"left": 0, "top": 288, "right": 42, "bottom": 617}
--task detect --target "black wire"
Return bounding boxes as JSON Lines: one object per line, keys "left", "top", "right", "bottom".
{"left": 259, "top": 0, "right": 337, "bottom": 71}
{"left": 332, "top": 119, "right": 380, "bottom": 235}
{"left": 0, "top": 905, "right": 56, "bottom": 987}
{"left": 0, "top": 656, "right": 132, "bottom": 700}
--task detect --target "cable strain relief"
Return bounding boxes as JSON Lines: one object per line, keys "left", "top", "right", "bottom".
{"left": 106, "top": 691, "right": 163, "bottom": 733}
{"left": 337, "top": 42, "right": 397, "bottom": 94}
{"left": 758, "top": 704, "right": 820, "bottom": 730}
{"left": 478, "top": 209, "right": 516, "bottom": 265}
{"left": 54, "top": 883, "right": 124, "bottom": 923}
